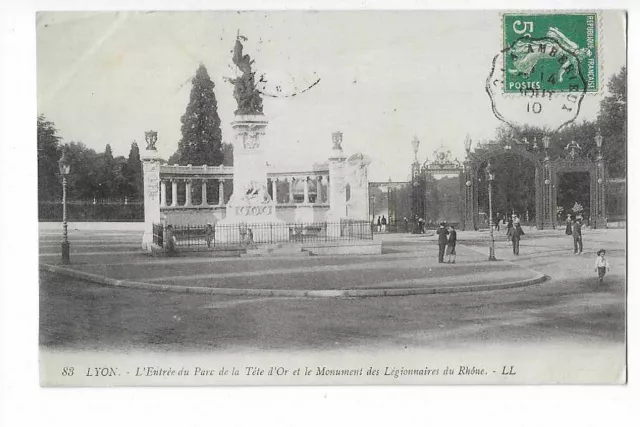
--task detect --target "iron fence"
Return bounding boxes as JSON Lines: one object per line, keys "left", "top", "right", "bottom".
{"left": 152, "top": 223, "right": 164, "bottom": 246}
{"left": 154, "top": 220, "right": 372, "bottom": 251}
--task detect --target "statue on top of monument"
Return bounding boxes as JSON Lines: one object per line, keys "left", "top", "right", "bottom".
{"left": 227, "top": 32, "right": 264, "bottom": 116}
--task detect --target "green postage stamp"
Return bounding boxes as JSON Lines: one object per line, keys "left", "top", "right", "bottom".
{"left": 503, "top": 13, "right": 598, "bottom": 93}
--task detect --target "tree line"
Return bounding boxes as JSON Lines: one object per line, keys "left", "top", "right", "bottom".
{"left": 38, "top": 116, "right": 145, "bottom": 202}
{"left": 38, "top": 63, "right": 233, "bottom": 203}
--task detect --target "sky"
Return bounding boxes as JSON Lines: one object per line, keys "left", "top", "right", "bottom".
{"left": 36, "top": 10, "right": 626, "bottom": 181}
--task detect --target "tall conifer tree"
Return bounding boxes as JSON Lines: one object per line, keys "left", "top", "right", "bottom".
{"left": 174, "top": 64, "right": 224, "bottom": 166}
{"left": 124, "top": 141, "right": 143, "bottom": 200}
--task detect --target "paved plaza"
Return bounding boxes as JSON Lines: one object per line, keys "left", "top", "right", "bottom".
{"left": 38, "top": 224, "right": 625, "bottom": 352}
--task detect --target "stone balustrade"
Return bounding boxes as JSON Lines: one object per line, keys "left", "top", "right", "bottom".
{"left": 157, "top": 164, "right": 331, "bottom": 209}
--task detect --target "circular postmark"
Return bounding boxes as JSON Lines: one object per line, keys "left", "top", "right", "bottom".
{"left": 486, "top": 36, "right": 587, "bottom": 131}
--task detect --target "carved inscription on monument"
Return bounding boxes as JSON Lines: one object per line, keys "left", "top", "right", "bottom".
{"left": 235, "top": 205, "right": 274, "bottom": 216}
{"left": 145, "top": 163, "right": 159, "bottom": 203}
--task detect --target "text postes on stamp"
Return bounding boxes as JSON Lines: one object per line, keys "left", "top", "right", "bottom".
{"left": 503, "top": 13, "right": 598, "bottom": 93}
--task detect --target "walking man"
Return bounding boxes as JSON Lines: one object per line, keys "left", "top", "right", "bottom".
{"left": 436, "top": 222, "right": 449, "bottom": 263}
{"left": 381, "top": 215, "right": 387, "bottom": 233}
{"left": 507, "top": 221, "right": 522, "bottom": 255}
{"left": 446, "top": 224, "right": 457, "bottom": 264}
{"left": 572, "top": 217, "right": 583, "bottom": 254}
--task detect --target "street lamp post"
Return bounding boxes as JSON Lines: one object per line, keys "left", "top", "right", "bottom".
{"left": 411, "top": 135, "right": 421, "bottom": 233}
{"left": 58, "top": 146, "right": 71, "bottom": 264}
{"left": 542, "top": 135, "right": 550, "bottom": 161}
{"left": 595, "top": 129, "right": 603, "bottom": 160}
{"left": 541, "top": 135, "right": 552, "bottom": 229}
{"left": 595, "top": 130, "right": 605, "bottom": 228}
{"left": 486, "top": 161, "right": 497, "bottom": 261}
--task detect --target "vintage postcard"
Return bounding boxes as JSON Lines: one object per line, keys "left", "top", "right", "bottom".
{"left": 37, "top": 10, "right": 627, "bottom": 386}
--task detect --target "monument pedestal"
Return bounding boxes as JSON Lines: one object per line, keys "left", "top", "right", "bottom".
{"left": 216, "top": 200, "right": 285, "bottom": 244}
{"left": 216, "top": 114, "right": 285, "bottom": 243}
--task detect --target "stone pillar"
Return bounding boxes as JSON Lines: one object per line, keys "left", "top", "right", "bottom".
{"left": 171, "top": 180, "right": 178, "bottom": 207}
{"left": 201, "top": 180, "right": 208, "bottom": 206}
{"left": 303, "top": 177, "right": 309, "bottom": 204}
{"left": 185, "top": 179, "right": 192, "bottom": 206}
{"left": 288, "top": 177, "right": 294, "bottom": 203}
{"left": 141, "top": 131, "right": 162, "bottom": 251}
{"left": 271, "top": 179, "right": 278, "bottom": 204}
{"left": 346, "top": 153, "right": 371, "bottom": 220}
{"left": 328, "top": 132, "right": 348, "bottom": 222}
{"left": 218, "top": 179, "right": 225, "bottom": 206}
{"left": 160, "top": 180, "right": 167, "bottom": 207}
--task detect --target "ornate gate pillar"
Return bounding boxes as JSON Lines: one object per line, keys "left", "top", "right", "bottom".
{"left": 592, "top": 158, "right": 607, "bottom": 229}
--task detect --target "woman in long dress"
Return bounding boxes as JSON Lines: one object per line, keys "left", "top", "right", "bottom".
{"left": 565, "top": 214, "right": 572, "bottom": 235}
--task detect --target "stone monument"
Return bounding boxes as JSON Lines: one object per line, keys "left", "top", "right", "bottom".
{"left": 216, "top": 34, "right": 283, "bottom": 242}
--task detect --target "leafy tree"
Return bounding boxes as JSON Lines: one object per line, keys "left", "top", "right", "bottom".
{"left": 171, "top": 64, "right": 224, "bottom": 166}
{"left": 37, "top": 115, "right": 62, "bottom": 200}
{"left": 64, "top": 141, "right": 100, "bottom": 200}
{"left": 597, "top": 67, "right": 626, "bottom": 177}
{"left": 113, "top": 156, "right": 129, "bottom": 201}
{"left": 167, "top": 150, "right": 181, "bottom": 165}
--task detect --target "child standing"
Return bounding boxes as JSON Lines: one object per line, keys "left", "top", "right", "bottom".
{"left": 594, "top": 249, "right": 610, "bottom": 284}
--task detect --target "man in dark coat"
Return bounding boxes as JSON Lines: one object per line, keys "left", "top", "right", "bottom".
{"left": 572, "top": 217, "right": 583, "bottom": 254}
{"left": 436, "top": 222, "right": 449, "bottom": 263}
{"left": 507, "top": 222, "right": 522, "bottom": 255}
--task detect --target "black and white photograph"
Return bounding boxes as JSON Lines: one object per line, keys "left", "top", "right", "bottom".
{"left": 29, "top": 9, "right": 628, "bottom": 386}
